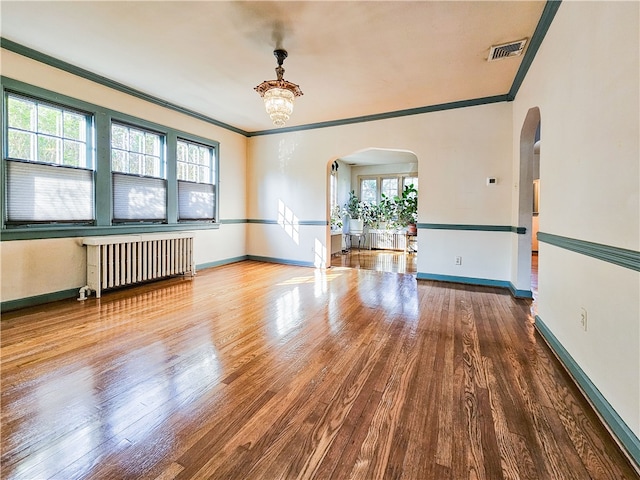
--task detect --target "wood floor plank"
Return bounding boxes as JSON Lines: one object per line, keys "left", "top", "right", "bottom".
{"left": 1, "top": 261, "right": 638, "bottom": 480}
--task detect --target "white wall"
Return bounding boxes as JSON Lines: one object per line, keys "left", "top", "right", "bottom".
{"left": 1, "top": 50, "right": 248, "bottom": 302}
{"left": 247, "top": 102, "right": 514, "bottom": 277}
{"left": 512, "top": 2, "right": 639, "bottom": 436}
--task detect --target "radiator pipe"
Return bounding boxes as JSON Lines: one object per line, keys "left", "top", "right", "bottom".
{"left": 77, "top": 286, "right": 92, "bottom": 301}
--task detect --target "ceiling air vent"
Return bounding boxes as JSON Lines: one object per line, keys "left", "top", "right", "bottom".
{"left": 488, "top": 38, "right": 528, "bottom": 61}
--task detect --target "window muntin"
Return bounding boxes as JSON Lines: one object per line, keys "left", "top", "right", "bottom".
{"left": 6, "top": 94, "right": 89, "bottom": 168}
{"left": 111, "top": 122, "right": 163, "bottom": 178}
{"left": 177, "top": 139, "right": 216, "bottom": 222}
{"left": 177, "top": 140, "right": 212, "bottom": 183}
{"left": 381, "top": 177, "right": 399, "bottom": 200}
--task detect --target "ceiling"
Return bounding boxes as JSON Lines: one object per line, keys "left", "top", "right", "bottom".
{"left": 1, "top": 1, "right": 547, "bottom": 134}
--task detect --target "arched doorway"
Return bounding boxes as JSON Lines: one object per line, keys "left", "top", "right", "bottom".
{"left": 326, "top": 148, "right": 419, "bottom": 274}
{"left": 515, "top": 107, "right": 541, "bottom": 297}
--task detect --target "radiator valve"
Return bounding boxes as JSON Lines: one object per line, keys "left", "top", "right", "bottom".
{"left": 77, "top": 286, "right": 92, "bottom": 301}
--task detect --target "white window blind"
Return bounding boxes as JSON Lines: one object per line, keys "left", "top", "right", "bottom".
{"left": 112, "top": 172, "right": 166, "bottom": 222}
{"left": 176, "top": 138, "right": 215, "bottom": 222}
{"left": 6, "top": 160, "right": 94, "bottom": 223}
{"left": 178, "top": 181, "right": 215, "bottom": 221}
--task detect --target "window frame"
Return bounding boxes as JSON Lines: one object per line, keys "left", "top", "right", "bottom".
{"left": 1, "top": 77, "right": 221, "bottom": 240}
{"left": 358, "top": 173, "right": 418, "bottom": 204}
{"left": 329, "top": 168, "right": 338, "bottom": 214}
{"left": 110, "top": 119, "right": 168, "bottom": 224}
{"left": 3, "top": 90, "right": 96, "bottom": 226}
{"left": 176, "top": 136, "right": 218, "bottom": 223}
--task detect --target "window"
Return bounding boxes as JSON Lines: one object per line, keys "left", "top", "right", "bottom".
{"left": 5, "top": 93, "right": 94, "bottom": 224}
{"left": 111, "top": 122, "right": 166, "bottom": 222}
{"left": 381, "top": 178, "right": 399, "bottom": 200}
{"left": 403, "top": 176, "right": 418, "bottom": 190}
{"left": 360, "top": 178, "right": 377, "bottom": 204}
{"left": 111, "top": 123, "right": 162, "bottom": 177}
{"left": 176, "top": 139, "right": 216, "bottom": 221}
{"left": 358, "top": 173, "right": 418, "bottom": 204}
{"left": 2, "top": 78, "right": 222, "bottom": 238}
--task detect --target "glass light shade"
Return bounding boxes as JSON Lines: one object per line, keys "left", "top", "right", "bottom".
{"left": 263, "top": 88, "right": 295, "bottom": 127}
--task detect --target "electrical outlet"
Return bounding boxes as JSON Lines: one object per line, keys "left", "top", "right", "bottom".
{"left": 580, "top": 307, "right": 588, "bottom": 331}
{"left": 455, "top": 256, "right": 462, "bottom": 266}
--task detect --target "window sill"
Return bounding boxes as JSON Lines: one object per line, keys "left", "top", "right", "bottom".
{"left": 1, "top": 223, "right": 220, "bottom": 241}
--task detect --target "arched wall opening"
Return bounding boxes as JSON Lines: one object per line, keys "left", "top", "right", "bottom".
{"left": 325, "top": 148, "right": 419, "bottom": 270}
{"left": 515, "top": 107, "right": 541, "bottom": 294}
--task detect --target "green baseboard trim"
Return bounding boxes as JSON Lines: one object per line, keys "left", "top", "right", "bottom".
{"left": 418, "top": 224, "right": 526, "bottom": 234}
{"left": 247, "top": 255, "right": 315, "bottom": 268}
{"left": 417, "top": 272, "right": 508, "bottom": 288}
{"left": 2, "top": 257, "right": 249, "bottom": 313}
{"left": 197, "top": 256, "right": 249, "bottom": 270}
{"left": 416, "top": 273, "right": 532, "bottom": 299}
{"left": 1, "top": 288, "right": 78, "bottom": 313}
{"left": 509, "top": 283, "right": 533, "bottom": 299}
{"left": 538, "top": 232, "right": 639, "bottom": 272}
{"left": 535, "top": 315, "right": 640, "bottom": 467}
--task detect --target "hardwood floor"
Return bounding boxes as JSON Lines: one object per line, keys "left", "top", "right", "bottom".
{"left": 1, "top": 261, "right": 637, "bottom": 480}
{"left": 331, "top": 249, "right": 417, "bottom": 275}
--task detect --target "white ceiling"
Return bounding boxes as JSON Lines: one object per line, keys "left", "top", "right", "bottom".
{"left": 1, "top": 1, "right": 546, "bottom": 134}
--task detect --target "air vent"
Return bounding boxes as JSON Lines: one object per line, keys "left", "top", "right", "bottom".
{"left": 488, "top": 39, "right": 528, "bottom": 61}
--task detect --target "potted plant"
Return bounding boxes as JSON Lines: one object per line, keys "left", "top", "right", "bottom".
{"left": 360, "top": 202, "right": 378, "bottom": 230}
{"left": 395, "top": 184, "right": 418, "bottom": 234}
{"left": 377, "top": 193, "right": 396, "bottom": 230}
{"left": 343, "top": 190, "right": 364, "bottom": 234}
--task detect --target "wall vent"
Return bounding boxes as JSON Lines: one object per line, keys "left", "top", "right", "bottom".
{"left": 488, "top": 39, "right": 528, "bottom": 61}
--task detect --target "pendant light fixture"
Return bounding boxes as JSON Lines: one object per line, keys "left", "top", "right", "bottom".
{"left": 254, "top": 49, "right": 303, "bottom": 127}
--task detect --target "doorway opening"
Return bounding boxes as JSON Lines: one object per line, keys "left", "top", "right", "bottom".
{"left": 517, "top": 107, "right": 541, "bottom": 300}
{"left": 327, "top": 148, "right": 418, "bottom": 275}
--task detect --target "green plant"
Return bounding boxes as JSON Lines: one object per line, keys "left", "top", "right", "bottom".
{"left": 343, "top": 190, "right": 361, "bottom": 220}
{"left": 378, "top": 193, "right": 396, "bottom": 226}
{"left": 395, "top": 184, "right": 418, "bottom": 227}
{"left": 360, "top": 202, "right": 378, "bottom": 228}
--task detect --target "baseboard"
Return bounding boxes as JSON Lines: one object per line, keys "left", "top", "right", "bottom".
{"left": 416, "top": 272, "right": 532, "bottom": 298}
{"left": 508, "top": 282, "right": 533, "bottom": 299}
{"left": 535, "top": 315, "right": 640, "bottom": 470}
{"left": 247, "top": 255, "right": 315, "bottom": 268}
{"left": 1, "top": 288, "right": 78, "bottom": 313}
{"left": 2, "top": 255, "right": 251, "bottom": 313}
{"left": 197, "top": 255, "right": 249, "bottom": 270}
